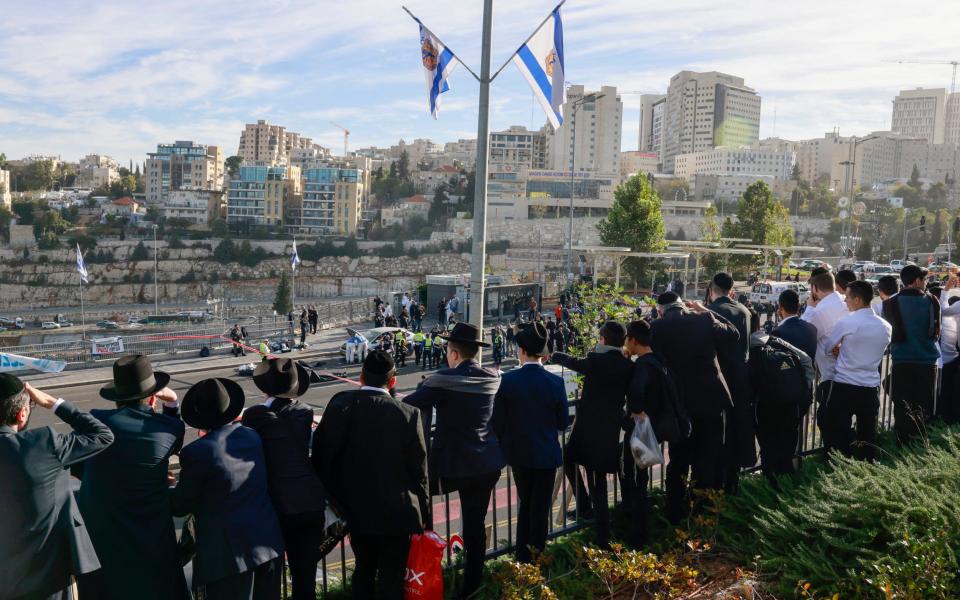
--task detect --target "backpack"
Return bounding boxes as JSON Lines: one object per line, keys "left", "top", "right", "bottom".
{"left": 749, "top": 334, "right": 815, "bottom": 416}
{"left": 645, "top": 355, "right": 691, "bottom": 444}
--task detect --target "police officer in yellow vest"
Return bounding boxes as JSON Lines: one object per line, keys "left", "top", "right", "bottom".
{"left": 413, "top": 329, "right": 425, "bottom": 366}
{"left": 432, "top": 332, "right": 444, "bottom": 369}
{"left": 423, "top": 332, "right": 433, "bottom": 369}
{"left": 258, "top": 339, "right": 270, "bottom": 361}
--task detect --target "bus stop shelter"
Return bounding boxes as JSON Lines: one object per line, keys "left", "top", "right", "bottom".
{"left": 666, "top": 246, "right": 762, "bottom": 297}
{"left": 573, "top": 246, "right": 692, "bottom": 290}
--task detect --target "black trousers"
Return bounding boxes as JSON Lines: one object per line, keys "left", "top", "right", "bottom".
{"left": 279, "top": 511, "right": 326, "bottom": 600}
{"left": 442, "top": 471, "right": 500, "bottom": 598}
{"left": 562, "top": 445, "right": 592, "bottom": 516}
{"left": 756, "top": 401, "right": 801, "bottom": 479}
{"left": 204, "top": 557, "right": 281, "bottom": 600}
{"left": 665, "top": 413, "right": 723, "bottom": 525}
{"left": 939, "top": 358, "right": 960, "bottom": 424}
{"left": 891, "top": 363, "right": 937, "bottom": 444}
{"left": 820, "top": 381, "right": 879, "bottom": 461}
{"left": 619, "top": 442, "right": 649, "bottom": 549}
{"left": 350, "top": 534, "right": 410, "bottom": 600}
{"left": 512, "top": 466, "right": 556, "bottom": 563}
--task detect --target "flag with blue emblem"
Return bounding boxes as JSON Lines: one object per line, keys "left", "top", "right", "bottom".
{"left": 418, "top": 22, "right": 458, "bottom": 118}
{"left": 291, "top": 239, "right": 300, "bottom": 269}
{"left": 76, "top": 243, "right": 88, "bottom": 283}
{"left": 512, "top": 5, "right": 565, "bottom": 129}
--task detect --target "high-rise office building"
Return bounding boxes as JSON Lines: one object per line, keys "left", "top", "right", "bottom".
{"left": 660, "top": 71, "right": 761, "bottom": 174}
{"left": 145, "top": 141, "right": 224, "bottom": 205}
{"left": 638, "top": 94, "right": 666, "bottom": 165}
{"left": 549, "top": 85, "right": 623, "bottom": 174}
{"left": 891, "top": 88, "right": 948, "bottom": 144}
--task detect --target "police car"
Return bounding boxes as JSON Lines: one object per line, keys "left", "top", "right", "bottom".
{"left": 749, "top": 281, "right": 810, "bottom": 311}
{"left": 339, "top": 327, "right": 416, "bottom": 357}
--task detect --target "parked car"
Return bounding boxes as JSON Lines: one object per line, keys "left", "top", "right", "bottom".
{"left": 41, "top": 322, "right": 61, "bottom": 330}
{"left": 800, "top": 259, "right": 831, "bottom": 271}
{"left": 749, "top": 281, "right": 811, "bottom": 311}
{"left": 96, "top": 320, "right": 120, "bottom": 329}
{"left": 889, "top": 259, "right": 916, "bottom": 269}
{"left": 339, "top": 327, "right": 416, "bottom": 357}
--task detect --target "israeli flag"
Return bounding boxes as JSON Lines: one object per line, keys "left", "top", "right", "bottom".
{"left": 512, "top": 6, "right": 565, "bottom": 129}
{"left": 419, "top": 23, "right": 458, "bottom": 118}
{"left": 291, "top": 240, "right": 300, "bottom": 269}
{"left": 76, "top": 243, "right": 88, "bottom": 284}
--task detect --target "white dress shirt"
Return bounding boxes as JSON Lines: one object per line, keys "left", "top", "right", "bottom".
{"left": 940, "top": 290, "right": 960, "bottom": 364}
{"left": 801, "top": 291, "right": 849, "bottom": 382}
{"left": 824, "top": 307, "right": 892, "bottom": 387}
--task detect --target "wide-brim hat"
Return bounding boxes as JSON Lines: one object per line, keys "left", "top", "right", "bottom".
{"left": 100, "top": 354, "right": 171, "bottom": 402}
{"left": 0, "top": 373, "right": 25, "bottom": 402}
{"left": 181, "top": 378, "right": 245, "bottom": 430}
{"left": 439, "top": 322, "right": 490, "bottom": 347}
{"left": 516, "top": 322, "right": 549, "bottom": 356}
{"left": 253, "top": 357, "right": 310, "bottom": 399}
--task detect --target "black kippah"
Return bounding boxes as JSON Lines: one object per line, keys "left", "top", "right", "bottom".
{"left": 363, "top": 349, "right": 395, "bottom": 375}
{"left": 657, "top": 291, "right": 679, "bottom": 305}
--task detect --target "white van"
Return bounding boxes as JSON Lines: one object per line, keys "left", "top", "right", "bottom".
{"left": 749, "top": 281, "right": 810, "bottom": 310}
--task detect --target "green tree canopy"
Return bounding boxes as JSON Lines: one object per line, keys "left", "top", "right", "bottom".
{"left": 724, "top": 180, "right": 795, "bottom": 266}
{"left": 17, "top": 160, "right": 56, "bottom": 191}
{"left": 225, "top": 155, "right": 243, "bottom": 178}
{"left": 597, "top": 173, "right": 667, "bottom": 281}
{"left": 273, "top": 270, "right": 292, "bottom": 315}
{"left": 130, "top": 241, "right": 150, "bottom": 261}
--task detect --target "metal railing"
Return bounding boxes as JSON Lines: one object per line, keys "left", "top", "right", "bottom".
{"left": 303, "top": 353, "right": 904, "bottom": 597}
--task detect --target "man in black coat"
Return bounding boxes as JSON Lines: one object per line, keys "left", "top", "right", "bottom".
{"left": 0, "top": 374, "right": 114, "bottom": 600}
{"left": 772, "top": 289, "right": 818, "bottom": 362}
{"left": 650, "top": 293, "right": 739, "bottom": 524}
{"left": 404, "top": 323, "right": 505, "bottom": 599}
{"left": 171, "top": 378, "right": 285, "bottom": 600}
{"left": 313, "top": 351, "right": 429, "bottom": 600}
{"left": 492, "top": 323, "right": 568, "bottom": 563}
{"left": 74, "top": 355, "right": 188, "bottom": 600}
{"left": 705, "top": 272, "right": 755, "bottom": 493}
{"left": 551, "top": 320, "right": 633, "bottom": 548}
{"left": 243, "top": 358, "right": 327, "bottom": 600}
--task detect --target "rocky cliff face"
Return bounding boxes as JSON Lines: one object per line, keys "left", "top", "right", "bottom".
{"left": 0, "top": 246, "right": 470, "bottom": 309}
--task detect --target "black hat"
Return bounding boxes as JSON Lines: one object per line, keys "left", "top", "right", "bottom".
{"left": 181, "top": 378, "right": 245, "bottom": 430}
{"left": 363, "top": 349, "right": 395, "bottom": 375}
{"left": 657, "top": 291, "right": 680, "bottom": 306}
{"left": 253, "top": 358, "right": 310, "bottom": 399}
{"left": 100, "top": 355, "right": 171, "bottom": 402}
{"left": 900, "top": 264, "right": 928, "bottom": 285}
{"left": 516, "top": 322, "right": 549, "bottom": 356}
{"left": 0, "top": 373, "right": 25, "bottom": 403}
{"left": 712, "top": 272, "right": 734, "bottom": 291}
{"left": 440, "top": 322, "right": 490, "bottom": 347}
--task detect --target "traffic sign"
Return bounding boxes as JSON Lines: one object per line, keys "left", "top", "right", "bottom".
{"left": 839, "top": 209, "right": 849, "bottom": 219}
{"left": 838, "top": 196, "right": 849, "bottom": 208}
{"left": 852, "top": 201, "right": 866, "bottom": 216}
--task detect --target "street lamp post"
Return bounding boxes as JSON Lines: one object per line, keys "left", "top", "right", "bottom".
{"left": 152, "top": 224, "right": 159, "bottom": 315}
{"left": 566, "top": 92, "right": 604, "bottom": 285}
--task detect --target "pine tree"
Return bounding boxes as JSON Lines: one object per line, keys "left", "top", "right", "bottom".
{"left": 273, "top": 271, "right": 292, "bottom": 315}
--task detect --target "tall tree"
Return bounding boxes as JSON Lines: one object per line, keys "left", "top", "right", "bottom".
{"left": 225, "top": 155, "right": 243, "bottom": 179}
{"left": 274, "top": 271, "right": 292, "bottom": 315}
{"left": 597, "top": 173, "right": 666, "bottom": 280}
{"left": 726, "top": 180, "right": 795, "bottom": 266}
{"left": 699, "top": 204, "right": 726, "bottom": 274}
{"left": 19, "top": 160, "right": 56, "bottom": 191}
{"left": 397, "top": 150, "right": 411, "bottom": 182}
{"left": 791, "top": 163, "right": 802, "bottom": 182}
{"left": 909, "top": 164, "right": 922, "bottom": 189}
{"left": 429, "top": 187, "right": 449, "bottom": 225}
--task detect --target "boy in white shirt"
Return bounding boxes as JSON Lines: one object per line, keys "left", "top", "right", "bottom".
{"left": 821, "top": 281, "right": 892, "bottom": 460}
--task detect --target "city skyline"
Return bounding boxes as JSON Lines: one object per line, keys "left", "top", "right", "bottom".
{"left": 2, "top": 0, "right": 960, "bottom": 166}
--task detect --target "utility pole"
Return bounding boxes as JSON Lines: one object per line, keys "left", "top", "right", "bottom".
{"left": 566, "top": 92, "right": 604, "bottom": 284}
{"left": 467, "top": 0, "right": 493, "bottom": 338}
{"left": 152, "top": 224, "right": 159, "bottom": 315}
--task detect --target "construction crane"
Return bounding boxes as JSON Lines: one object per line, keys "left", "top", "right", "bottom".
{"left": 331, "top": 122, "right": 350, "bottom": 156}
{"left": 885, "top": 58, "right": 960, "bottom": 94}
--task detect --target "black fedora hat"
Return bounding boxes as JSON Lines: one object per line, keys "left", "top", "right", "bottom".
{"left": 99, "top": 355, "right": 171, "bottom": 402}
{"left": 439, "top": 322, "right": 490, "bottom": 347}
{"left": 181, "top": 378, "right": 245, "bottom": 430}
{"left": 516, "top": 322, "right": 549, "bottom": 356}
{"left": 0, "top": 373, "right": 25, "bottom": 402}
{"left": 252, "top": 357, "right": 310, "bottom": 399}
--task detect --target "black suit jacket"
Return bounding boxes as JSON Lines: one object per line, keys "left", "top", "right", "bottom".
{"left": 242, "top": 399, "right": 326, "bottom": 516}
{"left": 650, "top": 308, "right": 740, "bottom": 418}
{"left": 312, "top": 389, "right": 429, "bottom": 536}
{"left": 75, "top": 404, "right": 187, "bottom": 600}
{"left": 491, "top": 363, "right": 569, "bottom": 469}
{"left": 552, "top": 349, "right": 633, "bottom": 474}
{"left": 170, "top": 423, "right": 284, "bottom": 587}
{"left": 708, "top": 297, "right": 756, "bottom": 467}
{"left": 404, "top": 360, "right": 506, "bottom": 481}
{"left": 0, "top": 401, "right": 114, "bottom": 600}
{"left": 772, "top": 316, "right": 818, "bottom": 363}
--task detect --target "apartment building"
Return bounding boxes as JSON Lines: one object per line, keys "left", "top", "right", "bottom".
{"left": 145, "top": 141, "right": 224, "bottom": 205}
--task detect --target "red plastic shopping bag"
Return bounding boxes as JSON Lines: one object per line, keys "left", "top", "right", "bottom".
{"left": 404, "top": 530, "right": 447, "bottom": 600}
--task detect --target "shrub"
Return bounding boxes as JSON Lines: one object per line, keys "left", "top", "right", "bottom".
{"left": 167, "top": 237, "right": 185, "bottom": 249}
{"left": 177, "top": 272, "right": 197, "bottom": 283}
{"left": 130, "top": 241, "right": 149, "bottom": 261}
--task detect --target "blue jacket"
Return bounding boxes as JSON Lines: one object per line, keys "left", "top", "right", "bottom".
{"left": 170, "top": 423, "right": 284, "bottom": 587}
{"left": 75, "top": 404, "right": 187, "bottom": 600}
{"left": 492, "top": 363, "right": 569, "bottom": 469}
{"left": 772, "top": 316, "right": 818, "bottom": 363}
{"left": 404, "top": 360, "right": 506, "bottom": 482}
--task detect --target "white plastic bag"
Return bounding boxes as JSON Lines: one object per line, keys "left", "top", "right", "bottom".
{"left": 629, "top": 416, "right": 664, "bottom": 469}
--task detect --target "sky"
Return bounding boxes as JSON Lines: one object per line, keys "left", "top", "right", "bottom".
{"left": 2, "top": 0, "right": 960, "bottom": 167}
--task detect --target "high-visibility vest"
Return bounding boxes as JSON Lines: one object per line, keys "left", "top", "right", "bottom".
{"left": 424, "top": 336, "right": 433, "bottom": 349}
{"left": 258, "top": 342, "right": 269, "bottom": 356}
{"left": 394, "top": 331, "right": 404, "bottom": 343}
{"left": 433, "top": 336, "right": 443, "bottom": 348}
{"left": 414, "top": 332, "right": 425, "bottom": 343}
